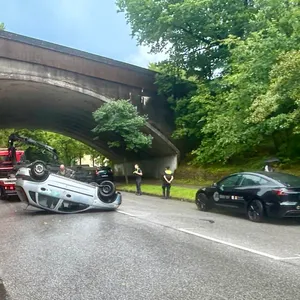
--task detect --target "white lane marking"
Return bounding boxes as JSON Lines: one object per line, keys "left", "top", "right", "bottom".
{"left": 117, "top": 210, "right": 149, "bottom": 217}
{"left": 178, "top": 228, "right": 300, "bottom": 261}
{"left": 278, "top": 255, "right": 300, "bottom": 260}
{"left": 178, "top": 228, "right": 281, "bottom": 260}
{"left": 117, "top": 212, "right": 300, "bottom": 261}
{"left": 117, "top": 211, "right": 137, "bottom": 217}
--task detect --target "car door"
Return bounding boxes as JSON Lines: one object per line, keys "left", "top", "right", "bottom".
{"left": 235, "top": 174, "right": 270, "bottom": 208}
{"left": 64, "top": 178, "right": 95, "bottom": 205}
{"left": 214, "top": 174, "right": 243, "bottom": 209}
{"left": 54, "top": 179, "right": 97, "bottom": 213}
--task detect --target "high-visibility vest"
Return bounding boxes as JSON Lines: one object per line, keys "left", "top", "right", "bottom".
{"left": 164, "top": 170, "right": 173, "bottom": 180}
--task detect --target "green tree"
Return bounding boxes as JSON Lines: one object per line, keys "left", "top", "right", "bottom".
{"left": 145, "top": 0, "right": 300, "bottom": 164}
{"left": 0, "top": 23, "right": 5, "bottom": 30}
{"left": 117, "top": 0, "right": 260, "bottom": 161}
{"left": 92, "top": 99, "right": 153, "bottom": 183}
{"left": 85, "top": 147, "right": 107, "bottom": 167}
{"left": 0, "top": 129, "right": 14, "bottom": 147}
{"left": 149, "top": 62, "right": 201, "bottom": 152}
{"left": 192, "top": 0, "right": 300, "bottom": 163}
{"left": 117, "top": 0, "right": 255, "bottom": 78}
{"left": 0, "top": 129, "right": 103, "bottom": 166}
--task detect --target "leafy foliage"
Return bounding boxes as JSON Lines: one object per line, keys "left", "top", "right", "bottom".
{"left": 119, "top": 0, "right": 300, "bottom": 165}
{"left": 149, "top": 62, "right": 201, "bottom": 150}
{"left": 193, "top": 0, "right": 300, "bottom": 163}
{"left": 117, "top": 0, "right": 255, "bottom": 79}
{"left": 92, "top": 99, "right": 152, "bottom": 152}
{"left": 0, "top": 129, "right": 104, "bottom": 166}
{"left": 0, "top": 22, "right": 4, "bottom": 30}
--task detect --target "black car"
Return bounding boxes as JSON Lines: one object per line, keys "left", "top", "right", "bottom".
{"left": 95, "top": 166, "right": 114, "bottom": 183}
{"left": 73, "top": 166, "right": 96, "bottom": 183}
{"left": 195, "top": 171, "right": 300, "bottom": 222}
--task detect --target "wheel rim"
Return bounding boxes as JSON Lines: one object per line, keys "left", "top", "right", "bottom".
{"left": 34, "top": 164, "right": 44, "bottom": 174}
{"left": 102, "top": 185, "right": 111, "bottom": 194}
{"left": 248, "top": 200, "right": 262, "bottom": 221}
{"left": 197, "top": 195, "right": 206, "bottom": 210}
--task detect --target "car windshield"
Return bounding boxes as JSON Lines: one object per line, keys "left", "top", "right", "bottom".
{"left": 265, "top": 172, "right": 300, "bottom": 187}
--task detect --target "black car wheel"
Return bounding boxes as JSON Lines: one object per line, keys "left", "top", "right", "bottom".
{"left": 247, "top": 199, "right": 264, "bottom": 222}
{"left": 196, "top": 193, "right": 211, "bottom": 211}
{"left": 98, "top": 180, "right": 116, "bottom": 198}
{"left": 30, "top": 160, "right": 49, "bottom": 181}
{"left": 0, "top": 187, "right": 7, "bottom": 200}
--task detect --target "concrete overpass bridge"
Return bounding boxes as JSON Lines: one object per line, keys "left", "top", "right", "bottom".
{"left": 0, "top": 30, "right": 179, "bottom": 178}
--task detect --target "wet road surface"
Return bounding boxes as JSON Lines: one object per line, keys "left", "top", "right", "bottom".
{"left": 1, "top": 194, "right": 300, "bottom": 300}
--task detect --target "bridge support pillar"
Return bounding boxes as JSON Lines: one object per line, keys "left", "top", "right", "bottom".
{"left": 114, "top": 155, "right": 178, "bottom": 179}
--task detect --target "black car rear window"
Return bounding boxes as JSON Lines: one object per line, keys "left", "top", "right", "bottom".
{"left": 265, "top": 173, "right": 300, "bottom": 187}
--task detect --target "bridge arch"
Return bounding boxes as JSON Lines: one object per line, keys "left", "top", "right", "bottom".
{"left": 0, "top": 31, "right": 179, "bottom": 177}
{"left": 0, "top": 60, "right": 179, "bottom": 176}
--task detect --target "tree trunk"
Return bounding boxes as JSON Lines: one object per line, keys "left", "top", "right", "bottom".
{"left": 124, "top": 157, "right": 129, "bottom": 185}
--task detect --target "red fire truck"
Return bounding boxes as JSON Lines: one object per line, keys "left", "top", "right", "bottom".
{"left": 0, "top": 148, "right": 24, "bottom": 199}
{"left": 0, "top": 132, "right": 60, "bottom": 200}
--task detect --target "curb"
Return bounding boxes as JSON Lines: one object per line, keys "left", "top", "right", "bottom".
{"left": 117, "top": 188, "right": 194, "bottom": 203}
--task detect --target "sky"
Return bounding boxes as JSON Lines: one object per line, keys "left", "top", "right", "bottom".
{"left": 0, "top": 0, "right": 168, "bottom": 68}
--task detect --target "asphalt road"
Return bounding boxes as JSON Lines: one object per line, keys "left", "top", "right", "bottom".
{"left": 1, "top": 193, "right": 300, "bottom": 300}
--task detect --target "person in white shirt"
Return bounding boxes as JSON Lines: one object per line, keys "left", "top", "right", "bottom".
{"left": 264, "top": 163, "right": 274, "bottom": 172}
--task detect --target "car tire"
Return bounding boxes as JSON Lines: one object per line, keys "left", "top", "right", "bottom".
{"left": 0, "top": 187, "right": 7, "bottom": 200}
{"left": 247, "top": 199, "right": 265, "bottom": 222}
{"left": 30, "top": 160, "right": 49, "bottom": 181}
{"left": 196, "top": 193, "right": 211, "bottom": 211}
{"left": 98, "top": 180, "right": 116, "bottom": 198}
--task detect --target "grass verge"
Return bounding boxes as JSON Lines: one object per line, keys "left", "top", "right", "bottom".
{"left": 174, "top": 159, "right": 300, "bottom": 184}
{"left": 117, "top": 184, "right": 198, "bottom": 202}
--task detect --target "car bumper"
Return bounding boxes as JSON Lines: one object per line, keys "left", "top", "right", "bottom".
{"left": 266, "top": 202, "right": 300, "bottom": 218}
{"left": 2, "top": 189, "right": 17, "bottom": 197}
{"left": 5, "top": 189, "right": 17, "bottom": 195}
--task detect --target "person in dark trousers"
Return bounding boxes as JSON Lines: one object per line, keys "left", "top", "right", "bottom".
{"left": 133, "top": 164, "right": 143, "bottom": 195}
{"left": 162, "top": 166, "right": 174, "bottom": 199}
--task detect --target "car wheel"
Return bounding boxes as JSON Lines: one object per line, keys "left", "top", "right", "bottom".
{"left": 247, "top": 199, "right": 265, "bottom": 222}
{"left": 30, "top": 160, "right": 49, "bottom": 181}
{"left": 98, "top": 180, "right": 116, "bottom": 198}
{"left": 0, "top": 187, "right": 7, "bottom": 200}
{"left": 196, "top": 193, "right": 211, "bottom": 211}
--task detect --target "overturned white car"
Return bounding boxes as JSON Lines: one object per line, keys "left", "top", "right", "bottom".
{"left": 15, "top": 160, "right": 122, "bottom": 213}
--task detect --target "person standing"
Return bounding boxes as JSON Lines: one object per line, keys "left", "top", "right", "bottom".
{"left": 162, "top": 166, "right": 174, "bottom": 199}
{"left": 264, "top": 163, "right": 274, "bottom": 172}
{"left": 57, "top": 164, "right": 75, "bottom": 178}
{"left": 133, "top": 164, "right": 143, "bottom": 195}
